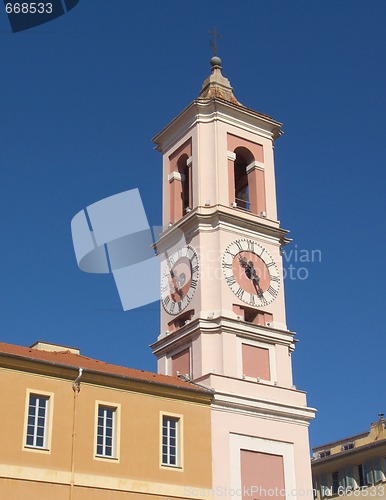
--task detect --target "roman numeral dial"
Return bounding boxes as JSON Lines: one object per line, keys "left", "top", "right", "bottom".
{"left": 222, "top": 238, "right": 280, "bottom": 307}
{"left": 161, "top": 245, "right": 199, "bottom": 315}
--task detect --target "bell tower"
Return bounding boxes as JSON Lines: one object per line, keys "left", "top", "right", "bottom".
{"left": 151, "top": 57, "right": 316, "bottom": 498}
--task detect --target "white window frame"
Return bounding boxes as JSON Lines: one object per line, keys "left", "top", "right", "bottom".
{"left": 23, "top": 389, "right": 54, "bottom": 453}
{"left": 160, "top": 412, "right": 183, "bottom": 469}
{"left": 94, "top": 401, "right": 120, "bottom": 461}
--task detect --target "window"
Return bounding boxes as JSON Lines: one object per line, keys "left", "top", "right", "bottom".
{"left": 96, "top": 405, "right": 116, "bottom": 458}
{"left": 373, "top": 457, "right": 384, "bottom": 483}
{"left": 363, "top": 460, "right": 375, "bottom": 486}
{"left": 168, "top": 139, "right": 192, "bottom": 223}
{"left": 357, "top": 464, "right": 365, "bottom": 487}
{"left": 345, "top": 465, "right": 355, "bottom": 490}
{"left": 177, "top": 155, "right": 191, "bottom": 214}
{"left": 234, "top": 151, "right": 250, "bottom": 211}
{"left": 331, "top": 471, "right": 340, "bottom": 495}
{"left": 162, "top": 416, "right": 179, "bottom": 466}
{"left": 320, "top": 468, "right": 350, "bottom": 497}
{"left": 25, "top": 394, "right": 49, "bottom": 448}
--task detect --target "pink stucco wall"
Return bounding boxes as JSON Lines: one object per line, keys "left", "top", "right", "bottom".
{"left": 241, "top": 450, "right": 285, "bottom": 499}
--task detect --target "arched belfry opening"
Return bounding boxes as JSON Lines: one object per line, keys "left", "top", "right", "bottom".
{"left": 234, "top": 147, "right": 254, "bottom": 211}
{"left": 177, "top": 154, "right": 191, "bottom": 215}
{"left": 167, "top": 138, "right": 192, "bottom": 224}
{"left": 227, "top": 135, "right": 267, "bottom": 217}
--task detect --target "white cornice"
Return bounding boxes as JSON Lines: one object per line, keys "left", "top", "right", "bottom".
{"left": 152, "top": 99, "right": 283, "bottom": 154}
{"left": 211, "top": 390, "right": 316, "bottom": 424}
{"left": 155, "top": 205, "right": 290, "bottom": 251}
{"left": 151, "top": 315, "right": 296, "bottom": 356}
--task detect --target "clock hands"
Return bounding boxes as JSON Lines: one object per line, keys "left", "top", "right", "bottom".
{"left": 169, "top": 269, "right": 186, "bottom": 298}
{"left": 239, "top": 255, "right": 264, "bottom": 298}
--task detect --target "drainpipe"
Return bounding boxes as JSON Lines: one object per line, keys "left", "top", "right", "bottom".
{"left": 70, "top": 368, "right": 83, "bottom": 500}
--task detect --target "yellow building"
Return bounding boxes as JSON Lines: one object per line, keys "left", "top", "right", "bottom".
{"left": 312, "top": 416, "right": 386, "bottom": 499}
{"left": 0, "top": 340, "right": 213, "bottom": 499}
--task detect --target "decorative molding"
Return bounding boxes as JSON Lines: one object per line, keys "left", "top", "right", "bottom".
{"left": 212, "top": 389, "right": 316, "bottom": 424}
{"left": 227, "top": 151, "right": 236, "bottom": 161}
{"left": 152, "top": 99, "right": 283, "bottom": 153}
{"left": 186, "top": 156, "right": 193, "bottom": 167}
{"left": 0, "top": 464, "right": 212, "bottom": 499}
{"left": 168, "top": 171, "right": 183, "bottom": 182}
{"left": 246, "top": 160, "right": 265, "bottom": 173}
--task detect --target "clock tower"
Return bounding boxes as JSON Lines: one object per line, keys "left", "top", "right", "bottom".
{"left": 151, "top": 57, "right": 316, "bottom": 498}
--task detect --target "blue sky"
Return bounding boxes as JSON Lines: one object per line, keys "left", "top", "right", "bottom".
{"left": 1, "top": 0, "right": 385, "bottom": 450}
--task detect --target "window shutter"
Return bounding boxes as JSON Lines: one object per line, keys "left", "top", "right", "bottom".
{"left": 373, "top": 457, "right": 383, "bottom": 483}
{"left": 320, "top": 474, "right": 330, "bottom": 497}
{"left": 345, "top": 465, "right": 355, "bottom": 489}
{"left": 363, "top": 460, "right": 374, "bottom": 485}
{"left": 338, "top": 468, "right": 345, "bottom": 489}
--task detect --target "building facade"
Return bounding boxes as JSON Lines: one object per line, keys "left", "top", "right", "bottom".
{"left": 151, "top": 57, "right": 316, "bottom": 499}
{"left": 312, "top": 417, "right": 386, "bottom": 499}
{"left": 1, "top": 57, "right": 316, "bottom": 500}
{"left": 0, "top": 340, "right": 213, "bottom": 499}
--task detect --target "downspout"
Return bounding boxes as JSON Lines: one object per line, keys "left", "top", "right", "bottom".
{"left": 70, "top": 368, "right": 83, "bottom": 500}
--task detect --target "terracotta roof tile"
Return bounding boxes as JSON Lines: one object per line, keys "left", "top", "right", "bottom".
{"left": 0, "top": 341, "right": 207, "bottom": 393}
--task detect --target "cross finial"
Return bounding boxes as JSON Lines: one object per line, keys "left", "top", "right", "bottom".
{"left": 209, "top": 27, "right": 222, "bottom": 56}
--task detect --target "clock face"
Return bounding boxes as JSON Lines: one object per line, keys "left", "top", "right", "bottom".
{"left": 161, "top": 245, "right": 199, "bottom": 315}
{"left": 222, "top": 238, "right": 280, "bottom": 307}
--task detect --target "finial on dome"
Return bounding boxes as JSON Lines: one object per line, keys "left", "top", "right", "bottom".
{"left": 210, "top": 55, "right": 222, "bottom": 67}
{"left": 199, "top": 27, "right": 242, "bottom": 106}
